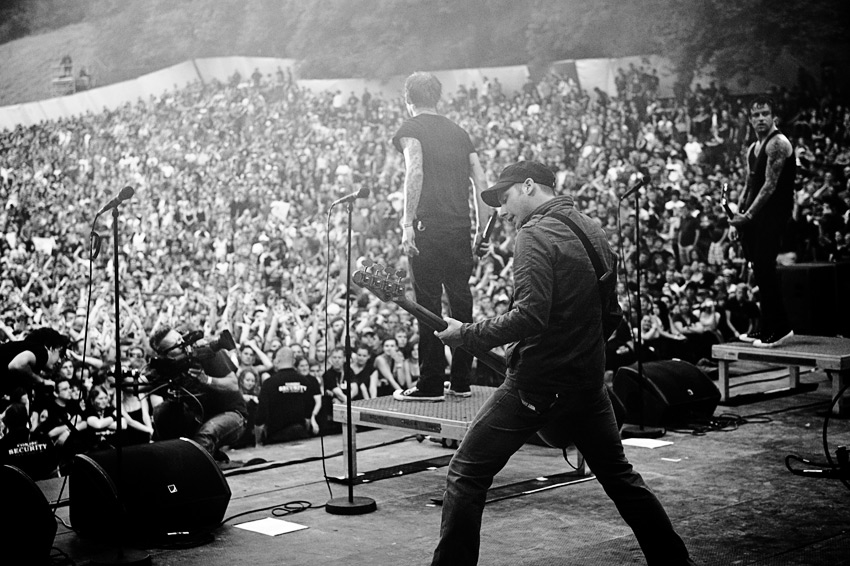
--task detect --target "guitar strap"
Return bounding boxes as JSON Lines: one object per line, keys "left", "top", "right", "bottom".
{"left": 547, "top": 210, "right": 622, "bottom": 338}
{"left": 547, "top": 211, "right": 608, "bottom": 282}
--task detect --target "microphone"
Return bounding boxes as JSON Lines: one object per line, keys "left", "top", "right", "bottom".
{"left": 620, "top": 173, "right": 650, "bottom": 200}
{"left": 331, "top": 187, "right": 370, "bottom": 207}
{"left": 474, "top": 211, "right": 499, "bottom": 257}
{"left": 97, "top": 186, "right": 135, "bottom": 215}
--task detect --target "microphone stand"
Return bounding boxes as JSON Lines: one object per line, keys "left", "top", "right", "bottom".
{"left": 620, "top": 191, "right": 664, "bottom": 439}
{"left": 88, "top": 206, "right": 151, "bottom": 566}
{"left": 326, "top": 199, "right": 377, "bottom": 515}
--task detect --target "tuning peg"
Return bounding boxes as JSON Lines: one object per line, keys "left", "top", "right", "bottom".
{"left": 395, "top": 269, "right": 407, "bottom": 279}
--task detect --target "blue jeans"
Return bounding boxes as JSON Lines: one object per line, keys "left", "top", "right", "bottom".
{"left": 410, "top": 226, "right": 474, "bottom": 394}
{"left": 193, "top": 410, "right": 246, "bottom": 455}
{"left": 155, "top": 401, "right": 245, "bottom": 457}
{"left": 432, "top": 380, "right": 694, "bottom": 566}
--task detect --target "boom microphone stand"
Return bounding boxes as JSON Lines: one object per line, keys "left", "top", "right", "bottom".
{"left": 326, "top": 194, "right": 377, "bottom": 515}
{"left": 89, "top": 197, "right": 151, "bottom": 565}
{"left": 619, "top": 183, "right": 664, "bottom": 439}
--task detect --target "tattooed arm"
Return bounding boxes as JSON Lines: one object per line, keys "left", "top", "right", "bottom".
{"left": 745, "top": 134, "right": 793, "bottom": 218}
{"left": 731, "top": 135, "right": 792, "bottom": 227}
{"left": 400, "top": 136, "right": 424, "bottom": 256}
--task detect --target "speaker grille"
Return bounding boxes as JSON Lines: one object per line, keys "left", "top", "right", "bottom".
{"left": 70, "top": 438, "right": 230, "bottom": 541}
{"left": 613, "top": 360, "right": 720, "bottom": 427}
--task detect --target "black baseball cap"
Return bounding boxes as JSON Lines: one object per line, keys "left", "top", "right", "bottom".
{"left": 481, "top": 161, "right": 556, "bottom": 207}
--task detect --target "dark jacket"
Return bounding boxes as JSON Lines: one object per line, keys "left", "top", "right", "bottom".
{"left": 460, "top": 196, "right": 615, "bottom": 394}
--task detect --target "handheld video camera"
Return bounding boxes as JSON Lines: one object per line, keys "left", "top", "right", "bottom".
{"left": 148, "top": 329, "right": 237, "bottom": 378}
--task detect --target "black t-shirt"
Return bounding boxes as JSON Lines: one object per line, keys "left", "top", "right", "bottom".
{"left": 321, "top": 367, "right": 343, "bottom": 396}
{"left": 0, "top": 428, "right": 57, "bottom": 480}
{"left": 724, "top": 297, "right": 760, "bottom": 332}
{"left": 0, "top": 341, "right": 47, "bottom": 397}
{"left": 392, "top": 114, "right": 476, "bottom": 231}
{"left": 256, "top": 368, "right": 320, "bottom": 434}
{"left": 679, "top": 214, "right": 700, "bottom": 246}
{"left": 154, "top": 351, "right": 248, "bottom": 420}
{"left": 37, "top": 399, "right": 84, "bottom": 437}
{"left": 83, "top": 405, "right": 118, "bottom": 450}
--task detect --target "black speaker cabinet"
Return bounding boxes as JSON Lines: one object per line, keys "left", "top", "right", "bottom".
{"left": 613, "top": 360, "right": 720, "bottom": 427}
{"left": 70, "top": 438, "right": 231, "bottom": 541}
{"left": 779, "top": 262, "right": 850, "bottom": 337}
{"left": 0, "top": 465, "right": 56, "bottom": 566}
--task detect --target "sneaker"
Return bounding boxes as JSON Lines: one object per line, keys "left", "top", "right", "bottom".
{"left": 738, "top": 331, "right": 762, "bottom": 343}
{"left": 393, "top": 387, "right": 445, "bottom": 402}
{"left": 446, "top": 388, "right": 472, "bottom": 398}
{"left": 753, "top": 329, "right": 794, "bottom": 348}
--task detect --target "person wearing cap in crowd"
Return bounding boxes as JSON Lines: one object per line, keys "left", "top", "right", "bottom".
{"left": 431, "top": 160, "right": 695, "bottom": 566}
{"left": 391, "top": 71, "right": 488, "bottom": 402}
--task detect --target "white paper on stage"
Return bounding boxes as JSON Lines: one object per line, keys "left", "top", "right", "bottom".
{"left": 234, "top": 517, "right": 309, "bottom": 536}
{"left": 621, "top": 438, "right": 674, "bottom": 449}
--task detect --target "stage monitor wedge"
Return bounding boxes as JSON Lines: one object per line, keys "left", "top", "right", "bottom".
{"left": 70, "top": 437, "right": 231, "bottom": 543}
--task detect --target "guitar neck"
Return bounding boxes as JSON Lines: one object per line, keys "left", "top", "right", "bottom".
{"left": 395, "top": 297, "right": 448, "bottom": 332}
{"left": 392, "top": 296, "right": 505, "bottom": 378}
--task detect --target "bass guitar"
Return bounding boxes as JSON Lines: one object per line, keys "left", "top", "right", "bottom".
{"left": 353, "top": 259, "right": 506, "bottom": 377}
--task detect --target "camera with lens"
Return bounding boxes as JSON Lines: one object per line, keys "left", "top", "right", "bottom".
{"left": 149, "top": 329, "right": 237, "bottom": 378}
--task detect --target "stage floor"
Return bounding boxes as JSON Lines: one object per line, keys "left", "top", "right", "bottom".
{"left": 42, "top": 369, "right": 850, "bottom": 566}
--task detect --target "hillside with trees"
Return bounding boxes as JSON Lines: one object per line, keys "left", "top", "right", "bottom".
{"left": 0, "top": 0, "right": 848, "bottom": 104}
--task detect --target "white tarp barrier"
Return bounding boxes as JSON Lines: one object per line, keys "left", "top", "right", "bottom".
{"left": 193, "top": 57, "right": 298, "bottom": 85}
{"left": 298, "top": 77, "right": 406, "bottom": 100}
{"left": 432, "top": 65, "right": 530, "bottom": 99}
{"left": 574, "top": 58, "right": 617, "bottom": 98}
{"left": 136, "top": 60, "right": 201, "bottom": 100}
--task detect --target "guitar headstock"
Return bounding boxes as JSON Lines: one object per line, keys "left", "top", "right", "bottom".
{"left": 353, "top": 259, "right": 408, "bottom": 303}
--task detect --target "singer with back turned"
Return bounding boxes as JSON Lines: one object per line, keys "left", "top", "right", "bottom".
{"left": 391, "top": 71, "right": 489, "bottom": 402}
{"left": 729, "top": 95, "right": 796, "bottom": 348}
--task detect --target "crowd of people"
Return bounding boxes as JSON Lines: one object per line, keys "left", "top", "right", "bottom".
{"left": 1, "top": 61, "right": 850, "bottom": 477}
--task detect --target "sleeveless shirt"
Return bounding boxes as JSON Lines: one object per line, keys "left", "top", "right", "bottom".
{"left": 743, "top": 129, "right": 796, "bottom": 220}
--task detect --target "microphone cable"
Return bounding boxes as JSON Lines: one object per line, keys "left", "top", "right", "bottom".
{"left": 51, "top": 219, "right": 104, "bottom": 528}
{"left": 784, "top": 380, "right": 850, "bottom": 491}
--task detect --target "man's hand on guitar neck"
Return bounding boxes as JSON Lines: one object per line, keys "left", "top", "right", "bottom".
{"left": 435, "top": 317, "right": 464, "bottom": 348}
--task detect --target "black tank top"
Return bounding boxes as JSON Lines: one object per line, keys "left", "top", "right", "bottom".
{"left": 744, "top": 129, "right": 796, "bottom": 220}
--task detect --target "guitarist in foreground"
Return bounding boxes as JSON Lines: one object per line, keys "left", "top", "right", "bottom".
{"left": 430, "top": 161, "right": 696, "bottom": 566}
{"left": 729, "top": 95, "right": 796, "bottom": 348}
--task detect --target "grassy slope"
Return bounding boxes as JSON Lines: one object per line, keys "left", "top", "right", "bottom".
{"left": 0, "top": 1, "right": 264, "bottom": 106}
{"left": 0, "top": 21, "right": 100, "bottom": 105}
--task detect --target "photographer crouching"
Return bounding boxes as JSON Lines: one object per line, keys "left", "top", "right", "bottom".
{"left": 146, "top": 326, "right": 246, "bottom": 466}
